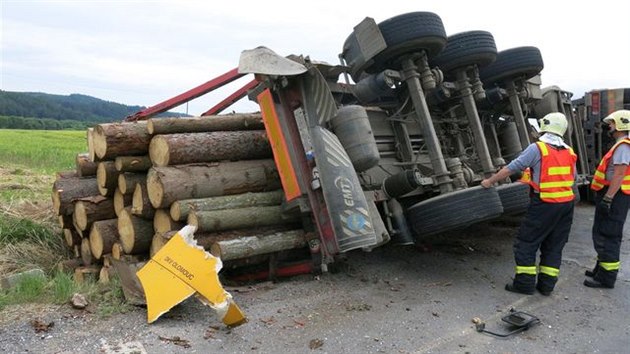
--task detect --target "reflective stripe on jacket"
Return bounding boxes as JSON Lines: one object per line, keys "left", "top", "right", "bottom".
{"left": 590, "top": 138, "right": 630, "bottom": 194}
{"left": 520, "top": 142, "right": 577, "bottom": 203}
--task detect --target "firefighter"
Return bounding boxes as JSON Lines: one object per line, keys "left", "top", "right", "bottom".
{"left": 481, "top": 112, "right": 577, "bottom": 295}
{"left": 584, "top": 109, "right": 630, "bottom": 289}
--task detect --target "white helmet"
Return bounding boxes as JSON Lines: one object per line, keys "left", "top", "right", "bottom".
{"left": 539, "top": 112, "right": 568, "bottom": 136}
{"left": 603, "top": 110, "right": 630, "bottom": 131}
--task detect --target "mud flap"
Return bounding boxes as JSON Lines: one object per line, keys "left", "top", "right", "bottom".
{"left": 136, "top": 225, "right": 246, "bottom": 326}
{"left": 309, "top": 126, "right": 377, "bottom": 251}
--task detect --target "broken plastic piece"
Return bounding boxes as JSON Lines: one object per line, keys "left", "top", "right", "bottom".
{"left": 136, "top": 225, "right": 246, "bottom": 326}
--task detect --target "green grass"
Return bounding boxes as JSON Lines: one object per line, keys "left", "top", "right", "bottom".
{"left": 0, "top": 129, "right": 86, "bottom": 174}
{"left": 0, "top": 271, "right": 131, "bottom": 317}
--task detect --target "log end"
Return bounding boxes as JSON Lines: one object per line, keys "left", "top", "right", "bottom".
{"left": 89, "top": 226, "right": 104, "bottom": 260}
{"left": 146, "top": 169, "right": 164, "bottom": 209}
{"left": 131, "top": 184, "right": 143, "bottom": 215}
{"left": 74, "top": 201, "right": 88, "bottom": 231}
{"left": 93, "top": 125, "right": 107, "bottom": 159}
{"left": 170, "top": 202, "right": 181, "bottom": 222}
{"left": 149, "top": 135, "right": 170, "bottom": 167}
{"left": 80, "top": 238, "right": 93, "bottom": 266}
{"left": 117, "top": 209, "right": 135, "bottom": 254}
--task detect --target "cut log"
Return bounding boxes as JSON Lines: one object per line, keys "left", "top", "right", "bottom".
{"left": 74, "top": 196, "right": 115, "bottom": 231}
{"left": 63, "top": 228, "right": 82, "bottom": 248}
{"left": 57, "top": 258, "right": 83, "bottom": 273}
{"left": 170, "top": 190, "right": 284, "bottom": 221}
{"left": 188, "top": 205, "right": 300, "bottom": 232}
{"left": 131, "top": 183, "right": 155, "bottom": 219}
{"left": 93, "top": 121, "right": 150, "bottom": 160}
{"left": 114, "top": 188, "right": 133, "bottom": 217}
{"left": 89, "top": 219, "right": 119, "bottom": 259}
{"left": 118, "top": 173, "right": 146, "bottom": 195}
{"left": 211, "top": 229, "right": 306, "bottom": 261}
{"left": 96, "top": 161, "right": 119, "bottom": 197}
{"left": 149, "top": 231, "right": 177, "bottom": 257}
{"left": 118, "top": 208, "right": 153, "bottom": 254}
{"left": 115, "top": 155, "right": 152, "bottom": 173}
{"left": 153, "top": 209, "right": 184, "bottom": 234}
{"left": 99, "top": 265, "right": 113, "bottom": 284}
{"left": 76, "top": 153, "right": 97, "bottom": 177}
{"left": 74, "top": 266, "right": 100, "bottom": 283}
{"left": 80, "top": 238, "right": 95, "bottom": 266}
{"left": 52, "top": 176, "right": 99, "bottom": 216}
{"left": 147, "top": 113, "right": 264, "bottom": 135}
{"left": 87, "top": 127, "right": 98, "bottom": 162}
{"left": 149, "top": 131, "right": 271, "bottom": 167}
{"left": 58, "top": 214, "right": 73, "bottom": 229}
{"left": 111, "top": 242, "right": 124, "bottom": 260}
{"left": 56, "top": 170, "right": 78, "bottom": 179}
{"left": 147, "top": 160, "right": 280, "bottom": 209}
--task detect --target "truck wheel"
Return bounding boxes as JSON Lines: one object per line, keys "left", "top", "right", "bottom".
{"left": 479, "top": 46, "right": 543, "bottom": 86}
{"left": 407, "top": 186, "right": 503, "bottom": 237}
{"left": 430, "top": 30, "right": 497, "bottom": 75}
{"left": 342, "top": 12, "right": 447, "bottom": 81}
{"left": 496, "top": 183, "right": 530, "bottom": 215}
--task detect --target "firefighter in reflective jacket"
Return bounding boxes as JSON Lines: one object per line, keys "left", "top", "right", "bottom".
{"left": 481, "top": 112, "right": 577, "bottom": 295}
{"left": 584, "top": 109, "right": 630, "bottom": 289}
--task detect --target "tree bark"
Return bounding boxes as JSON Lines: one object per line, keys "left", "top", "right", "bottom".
{"left": 52, "top": 176, "right": 99, "bottom": 216}
{"left": 188, "top": 205, "right": 300, "bottom": 232}
{"left": 58, "top": 214, "right": 73, "bottom": 229}
{"left": 74, "top": 196, "right": 115, "bottom": 231}
{"left": 211, "top": 229, "right": 306, "bottom": 261}
{"left": 89, "top": 219, "right": 119, "bottom": 260}
{"left": 114, "top": 188, "right": 133, "bottom": 217}
{"left": 147, "top": 113, "right": 264, "bottom": 135}
{"left": 96, "top": 161, "right": 119, "bottom": 197}
{"left": 131, "top": 183, "right": 155, "bottom": 219}
{"left": 76, "top": 153, "right": 97, "bottom": 177}
{"left": 118, "top": 208, "right": 153, "bottom": 254}
{"left": 170, "top": 190, "right": 284, "bottom": 221}
{"left": 93, "top": 121, "right": 150, "bottom": 160}
{"left": 115, "top": 155, "right": 152, "bottom": 172}
{"left": 153, "top": 209, "right": 184, "bottom": 234}
{"left": 147, "top": 160, "right": 280, "bottom": 208}
{"left": 118, "top": 173, "right": 146, "bottom": 195}
{"left": 149, "top": 131, "right": 271, "bottom": 167}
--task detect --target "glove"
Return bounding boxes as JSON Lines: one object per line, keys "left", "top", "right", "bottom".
{"left": 598, "top": 196, "right": 613, "bottom": 215}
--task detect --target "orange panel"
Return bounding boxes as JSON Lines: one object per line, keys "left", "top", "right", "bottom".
{"left": 257, "top": 89, "right": 302, "bottom": 201}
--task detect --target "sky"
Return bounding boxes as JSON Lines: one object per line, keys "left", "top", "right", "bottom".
{"left": 2, "top": 0, "right": 629, "bottom": 117}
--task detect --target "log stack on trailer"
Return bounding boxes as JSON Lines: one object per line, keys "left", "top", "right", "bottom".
{"left": 51, "top": 113, "right": 309, "bottom": 285}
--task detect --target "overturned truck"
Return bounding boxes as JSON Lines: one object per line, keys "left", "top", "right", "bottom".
{"left": 60, "top": 11, "right": 629, "bottom": 281}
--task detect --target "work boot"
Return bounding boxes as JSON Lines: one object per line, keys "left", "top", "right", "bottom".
{"left": 585, "top": 263, "right": 600, "bottom": 277}
{"left": 583, "top": 279, "right": 614, "bottom": 289}
{"left": 505, "top": 283, "right": 534, "bottom": 295}
{"left": 536, "top": 273, "right": 556, "bottom": 296}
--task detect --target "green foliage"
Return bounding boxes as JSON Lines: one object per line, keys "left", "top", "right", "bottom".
{"left": 0, "top": 273, "right": 47, "bottom": 309}
{"left": 0, "top": 115, "right": 92, "bottom": 130}
{"left": 0, "top": 213, "right": 57, "bottom": 245}
{"left": 0, "top": 129, "right": 86, "bottom": 174}
{"left": 50, "top": 271, "right": 76, "bottom": 303}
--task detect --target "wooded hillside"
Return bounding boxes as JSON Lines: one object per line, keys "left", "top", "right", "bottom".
{"left": 0, "top": 91, "right": 189, "bottom": 129}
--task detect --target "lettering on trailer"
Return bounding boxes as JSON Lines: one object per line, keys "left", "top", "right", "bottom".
{"left": 334, "top": 176, "right": 355, "bottom": 207}
{"left": 163, "top": 255, "right": 195, "bottom": 280}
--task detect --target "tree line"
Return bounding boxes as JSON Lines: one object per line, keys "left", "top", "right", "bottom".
{"left": 0, "top": 90, "right": 189, "bottom": 130}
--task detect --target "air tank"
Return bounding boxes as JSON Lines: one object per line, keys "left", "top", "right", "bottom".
{"left": 330, "top": 105, "right": 380, "bottom": 172}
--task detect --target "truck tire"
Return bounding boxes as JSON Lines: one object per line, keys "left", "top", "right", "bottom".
{"left": 496, "top": 183, "right": 530, "bottom": 215}
{"left": 343, "top": 12, "right": 447, "bottom": 81}
{"left": 407, "top": 186, "right": 503, "bottom": 237}
{"left": 430, "top": 31, "right": 497, "bottom": 75}
{"left": 479, "top": 46, "right": 543, "bottom": 86}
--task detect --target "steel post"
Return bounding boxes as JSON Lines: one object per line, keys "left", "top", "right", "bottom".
{"left": 506, "top": 81, "right": 531, "bottom": 149}
{"left": 455, "top": 70, "right": 495, "bottom": 177}
{"left": 401, "top": 57, "right": 453, "bottom": 194}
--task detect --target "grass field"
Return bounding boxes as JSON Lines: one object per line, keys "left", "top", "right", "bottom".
{"left": 0, "top": 129, "right": 127, "bottom": 312}
{"left": 0, "top": 129, "right": 86, "bottom": 174}
{"left": 0, "top": 129, "right": 86, "bottom": 203}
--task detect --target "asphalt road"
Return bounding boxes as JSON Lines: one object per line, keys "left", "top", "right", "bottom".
{"left": 1, "top": 203, "right": 628, "bottom": 353}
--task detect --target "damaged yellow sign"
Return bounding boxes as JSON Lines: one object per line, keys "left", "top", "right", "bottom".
{"left": 136, "top": 225, "right": 246, "bottom": 326}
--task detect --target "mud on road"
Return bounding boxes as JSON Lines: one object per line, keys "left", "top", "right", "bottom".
{"left": 0, "top": 203, "right": 628, "bottom": 353}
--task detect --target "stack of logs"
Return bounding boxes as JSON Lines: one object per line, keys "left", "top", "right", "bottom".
{"left": 51, "top": 113, "right": 308, "bottom": 283}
